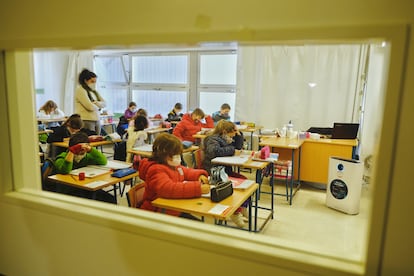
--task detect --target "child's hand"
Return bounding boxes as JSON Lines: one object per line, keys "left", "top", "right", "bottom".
{"left": 199, "top": 175, "right": 209, "bottom": 184}
{"left": 201, "top": 184, "right": 210, "bottom": 194}
{"left": 69, "top": 144, "right": 82, "bottom": 154}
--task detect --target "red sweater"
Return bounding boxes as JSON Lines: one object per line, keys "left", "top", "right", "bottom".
{"left": 138, "top": 158, "right": 209, "bottom": 216}
{"left": 172, "top": 113, "right": 214, "bottom": 142}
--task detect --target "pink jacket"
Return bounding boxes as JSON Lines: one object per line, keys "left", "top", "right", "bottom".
{"left": 138, "top": 158, "right": 209, "bottom": 216}
{"left": 172, "top": 113, "right": 214, "bottom": 142}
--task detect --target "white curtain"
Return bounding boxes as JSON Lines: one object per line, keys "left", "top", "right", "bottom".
{"left": 63, "top": 51, "right": 94, "bottom": 114}
{"left": 235, "top": 45, "right": 362, "bottom": 131}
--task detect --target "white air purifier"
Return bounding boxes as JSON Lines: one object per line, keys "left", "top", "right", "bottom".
{"left": 326, "top": 157, "right": 364, "bottom": 215}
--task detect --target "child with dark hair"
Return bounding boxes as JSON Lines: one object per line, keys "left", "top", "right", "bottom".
{"left": 138, "top": 133, "right": 210, "bottom": 219}
{"left": 116, "top": 115, "right": 129, "bottom": 137}
{"left": 124, "top": 101, "right": 137, "bottom": 120}
{"left": 126, "top": 115, "right": 149, "bottom": 162}
{"left": 166, "top": 102, "right": 183, "bottom": 122}
{"left": 54, "top": 132, "right": 107, "bottom": 174}
{"left": 46, "top": 114, "right": 97, "bottom": 157}
{"left": 53, "top": 132, "right": 115, "bottom": 203}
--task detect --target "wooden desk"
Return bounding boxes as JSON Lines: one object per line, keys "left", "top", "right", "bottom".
{"left": 152, "top": 184, "right": 259, "bottom": 232}
{"left": 211, "top": 157, "right": 274, "bottom": 231}
{"left": 52, "top": 139, "right": 120, "bottom": 148}
{"left": 259, "top": 137, "right": 304, "bottom": 205}
{"left": 38, "top": 117, "right": 66, "bottom": 124}
{"left": 48, "top": 170, "right": 139, "bottom": 203}
{"left": 260, "top": 137, "right": 357, "bottom": 184}
{"left": 146, "top": 127, "right": 171, "bottom": 143}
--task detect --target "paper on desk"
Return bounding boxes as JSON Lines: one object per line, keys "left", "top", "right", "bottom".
{"left": 232, "top": 179, "right": 254, "bottom": 189}
{"left": 91, "top": 160, "right": 132, "bottom": 170}
{"left": 208, "top": 204, "right": 230, "bottom": 215}
{"left": 85, "top": 180, "right": 109, "bottom": 189}
{"left": 133, "top": 144, "right": 153, "bottom": 152}
{"left": 212, "top": 156, "right": 249, "bottom": 165}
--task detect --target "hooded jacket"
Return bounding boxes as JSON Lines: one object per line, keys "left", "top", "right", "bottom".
{"left": 172, "top": 113, "right": 214, "bottom": 142}
{"left": 138, "top": 158, "right": 209, "bottom": 216}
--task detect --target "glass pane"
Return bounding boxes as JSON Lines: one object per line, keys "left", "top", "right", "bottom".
{"left": 98, "top": 87, "right": 128, "bottom": 115}
{"left": 200, "top": 91, "right": 236, "bottom": 120}
{"left": 132, "top": 89, "right": 188, "bottom": 118}
{"left": 131, "top": 55, "right": 188, "bottom": 84}
{"left": 95, "top": 56, "right": 127, "bottom": 83}
{"left": 200, "top": 54, "right": 237, "bottom": 85}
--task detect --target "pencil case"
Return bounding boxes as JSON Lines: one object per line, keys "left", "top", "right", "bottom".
{"left": 111, "top": 168, "right": 137, "bottom": 178}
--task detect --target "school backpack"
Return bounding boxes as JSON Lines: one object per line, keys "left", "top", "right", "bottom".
{"left": 113, "top": 141, "right": 127, "bottom": 161}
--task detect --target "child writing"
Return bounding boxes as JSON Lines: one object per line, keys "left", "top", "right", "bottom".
{"left": 138, "top": 133, "right": 210, "bottom": 219}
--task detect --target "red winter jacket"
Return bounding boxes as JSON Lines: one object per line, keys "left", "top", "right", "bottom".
{"left": 138, "top": 158, "right": 209, "bottom": 216}
{"left": 172, "top": 113, "right": 214, "bottom": 142}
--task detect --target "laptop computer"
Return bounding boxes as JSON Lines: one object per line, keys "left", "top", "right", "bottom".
{"left": 331, "top": 123, "right": 359, "bottom": 139}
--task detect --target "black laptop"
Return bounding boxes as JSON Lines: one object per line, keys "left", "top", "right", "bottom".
{"left": 331, "top": 123, "right": 359, "bottom": 139}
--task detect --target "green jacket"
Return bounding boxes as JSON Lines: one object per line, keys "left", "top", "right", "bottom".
{"left": 54, "top": 147, "right": 107, "bottom": 174}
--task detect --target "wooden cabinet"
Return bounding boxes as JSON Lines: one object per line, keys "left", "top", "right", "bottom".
{"left": 260, "top": 137, "right": 357, "bottom": 185}
{"left": 300, "top": 139, "right": 357, "bottom": 184}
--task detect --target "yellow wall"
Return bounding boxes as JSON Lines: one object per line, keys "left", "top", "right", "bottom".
{"left": 1, "top": 1, "right": 414, "bottom": 275}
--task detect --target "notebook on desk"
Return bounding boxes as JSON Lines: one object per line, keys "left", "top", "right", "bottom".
{"left": 331, "top": 123, "right": 359, "bottom": 139}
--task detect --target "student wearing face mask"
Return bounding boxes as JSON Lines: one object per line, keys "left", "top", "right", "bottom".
{"left": 75, "top": 69, "right": 106, "bottom": 135}
{"left": 124, "top": 101, "right": 137, "bottom": 121}
{"left": 138, "top": 133, "right": 210, "bottom": 219}
{"left": 53, "top": 132, "right": 115, "bottom": 203}
{"left": 203, "top": 120, "right": 247, "bottom": 228}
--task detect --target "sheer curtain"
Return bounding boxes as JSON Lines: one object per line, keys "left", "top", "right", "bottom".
{"left": 235, "top": 45, "right": 362, "bottom": 131}
{"left": 63, "top": 51, "right": 94, "bottom": 114}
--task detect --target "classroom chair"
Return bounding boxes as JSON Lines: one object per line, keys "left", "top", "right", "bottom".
{"left": 127, "top": 182, "right": 146, "bottom": 208}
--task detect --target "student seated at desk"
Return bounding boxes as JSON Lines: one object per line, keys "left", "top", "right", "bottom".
{"left": 124, "top": 101, "right": 137, "bottom": 121}
{"left": 165, "top": 102, "right": 183, "bottom": 122}
{"left": 47, "top": 114, "right": 96, "bottom": 157}
{"left": 126, "top": 115, "right": 149, "bottom": 163}
{"left": 37, "top": 100, "right": 65, "bottom": 128}
{"left": 203, "top": 120, "right": 248, "bottom": 227}
{"left": 138, "top": 133, "right": 210, "bottom": 220}
{"left": 53, "top": 132, "right": 115, "bottom": 203}
{"left": 116, "top": 115, "right": 129, "bottom": 138}
{"left": 172, "top": 108, "right": 214, "bottom": 147}
{"left": 212, "top": 103, "right": 231, "bottom": 125}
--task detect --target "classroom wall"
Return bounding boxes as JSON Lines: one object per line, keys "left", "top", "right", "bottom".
{"left": 1, "top": 1, "right": 414, "bottom": 275}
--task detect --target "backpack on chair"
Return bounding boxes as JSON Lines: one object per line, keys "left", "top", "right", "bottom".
{"left": 40, "top": 158, "right": 57, "bottom": 192}
{"left": 113, "top": 140, "right": 127, "bottom": 161}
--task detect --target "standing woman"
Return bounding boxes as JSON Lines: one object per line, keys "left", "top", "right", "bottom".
{"left": 75, "top": 69, "right": 106, "bottom": 135}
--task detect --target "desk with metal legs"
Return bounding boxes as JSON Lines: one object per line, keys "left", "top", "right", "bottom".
{"left": 259, "top": 137, "right": 304, "bottom": 205}
{"left": 211, "top": 157, "right": 274, "bottom": 232}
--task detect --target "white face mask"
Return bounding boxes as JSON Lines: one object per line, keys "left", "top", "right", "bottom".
{"left": 167, "top": 155, "right": 181, "bottom": 167}
{"left": 88, "top": 83, "right": 96, "bottom": 90}
{"left": 74, "top": 152, "right": 87, "bottom": 163}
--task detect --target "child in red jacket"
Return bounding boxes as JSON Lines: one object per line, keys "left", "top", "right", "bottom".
{"left": 172, "top": 108, "right": 214, "bottom": 147}
{"left": 138, "top": 133, "right": 210, "bottom": 219}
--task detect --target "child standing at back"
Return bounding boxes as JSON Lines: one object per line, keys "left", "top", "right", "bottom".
{"left": 126, "top": 115, "right": 149, "bottom": 162}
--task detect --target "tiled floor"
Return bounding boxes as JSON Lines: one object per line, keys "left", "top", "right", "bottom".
{"left": 105, "top": 146, "right": 371, "bottom": 262}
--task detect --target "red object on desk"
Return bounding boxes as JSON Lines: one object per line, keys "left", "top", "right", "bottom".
{"left": 78, "top": 172, "right": 85, "bottom": 180}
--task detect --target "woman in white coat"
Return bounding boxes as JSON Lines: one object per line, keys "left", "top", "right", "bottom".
{"left": 75, "top": 69, "right": 106, "bottom": 135}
